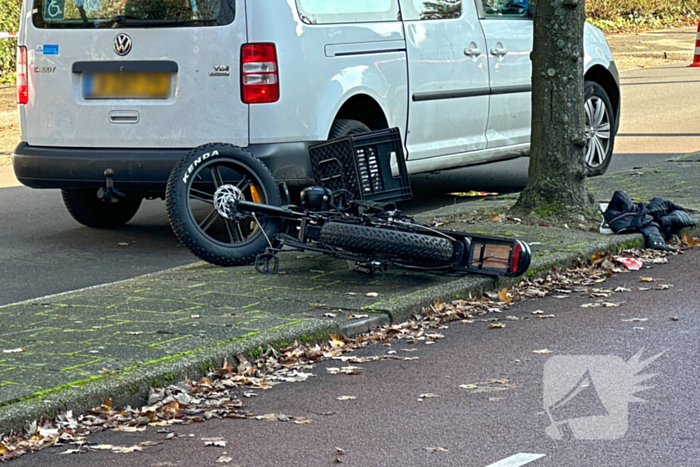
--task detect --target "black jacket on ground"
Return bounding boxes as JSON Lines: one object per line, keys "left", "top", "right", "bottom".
{"left": 603, "top": 191, "right": 695, "bottom": 250}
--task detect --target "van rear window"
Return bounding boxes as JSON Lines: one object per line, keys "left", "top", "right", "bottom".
{"left": 295, "top": 0, "right": 399, "bottom": 24}
{"left": 32, "top": 0, "right": 234, "bottom": 28}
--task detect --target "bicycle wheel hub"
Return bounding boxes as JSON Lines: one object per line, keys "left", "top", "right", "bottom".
{"left": 214, "top": 184, "right": 245, "bottom": 219}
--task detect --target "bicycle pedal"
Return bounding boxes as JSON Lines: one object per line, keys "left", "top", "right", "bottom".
{"left": 255, "top": 253, "right": 280, "bottom": 274}
{"left": 351, "top": 261, "right": 387, "bottom": 275}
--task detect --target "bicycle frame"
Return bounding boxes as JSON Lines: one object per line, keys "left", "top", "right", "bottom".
{"left": 230, "top": 197, "right": 531, "bottom": 277}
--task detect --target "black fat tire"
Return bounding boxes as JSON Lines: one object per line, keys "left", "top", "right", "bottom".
{"left": 584, "top": 81, "right": 616, "bottom": 177}
{"left": 166, "top": 143, "right": 281, "bottom": 267}
{"left": 329, "top": 119, "right": 371, "bottom": 139}
{"left": 61, "top": 189, "right": 142, "bottom": 228}
{"left": 320, "top": 222, "right": 454, "bottom": 262}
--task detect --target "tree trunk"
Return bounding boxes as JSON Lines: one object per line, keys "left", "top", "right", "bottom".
{"left": 510, "top": 0, "right": 595, "bottom": 221}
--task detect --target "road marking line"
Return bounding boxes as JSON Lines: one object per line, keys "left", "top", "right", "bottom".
{"left": 485, "top": 453, "right": 546, "bottom": 467}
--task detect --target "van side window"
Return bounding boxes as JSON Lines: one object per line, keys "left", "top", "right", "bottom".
{"left": 481, "top": 0, "right": 532, "bottom": 18}
{"left": 295, "top": 0, "right": 400, "bottom": 24}
{"left": 399, "top": 0, "right": 462, "bottom": 20}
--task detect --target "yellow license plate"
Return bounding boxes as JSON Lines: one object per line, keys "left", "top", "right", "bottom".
{"left": 84, "top": 72, "right": 171, "bottom": 99}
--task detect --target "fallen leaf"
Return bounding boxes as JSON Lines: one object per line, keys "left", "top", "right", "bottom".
{"left": 329, "top": 335, "right": 346, "bottom": 348}
{"left": 340, "top": 366, "right": 362, "bottom": 375}
{"left": 216, "top": 456, "right": 234, "bottom": 464}
{"left": 111, "top": 445, "right": 143, "bottom": 453}
{"left": 425, "top": 447, "right": 448, "bottom": 453}
{"left": 640, "top": 277, "right": 656, "bottom": 282}
{"left": 204, "top": 441, "right": 227, "bottom": 447}
{"left": 254, "top": 414, "right": 278, "bottom": 421}
{"left": 337, "top": 396, "right": 356, "bottom": 401}
{"left": 533, "top": 349, "right": 552, "bottom": 354}
{"left": 293, "top": 418, "right": 313, "bottom": 424}
{"left": 90, "top": 444, "right": 119, "bottom": 451}
{"left": 324, "top": 313, "right": 338, "bottom": 318}
{"left": 365, "top": 292, "right": 379, "bottom": 297}
{"left": 140, "top": 441, "right": 162, "bottom": 447}
{"left": 682, "top": 234, "right": 700, "bottom": 247}
{"left": 488, "top": 323, "right": 504, "bottom": 329}
{"left": 448, "top": 191, "right": 498, "bottom": 197}
{"left": 310, "top": 270, "right": 325, "bottom": 274}
{"left": 60, "top": 447, "right": 87, "bottom": 455}
{"left": 497, "top": 288, "right": 512, "bottom": 303}
{"left": 539, "top": 314, "right": 555, "bottom": 319}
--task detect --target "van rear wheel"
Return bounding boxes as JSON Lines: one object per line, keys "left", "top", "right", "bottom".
{"left": 61, "top": 189, "right": 143, "bottom": 228}
{"left": 329, "top": 119, "right": 371, "bottom": 139}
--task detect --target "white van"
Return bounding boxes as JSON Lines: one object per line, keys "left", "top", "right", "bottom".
{"left": 13, "top": 0, "right": 620, "bottom": 227}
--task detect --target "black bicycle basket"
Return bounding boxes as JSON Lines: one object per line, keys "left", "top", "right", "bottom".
{"left": 308, "top": 128, "right": 412, "bottom": 204}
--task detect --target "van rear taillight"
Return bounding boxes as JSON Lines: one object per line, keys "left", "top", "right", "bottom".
{"left": 17, "top": 46, "right": 28, "bottom": 104}
{"left": 241, "top": 43, "right": 279, "bottom": 104}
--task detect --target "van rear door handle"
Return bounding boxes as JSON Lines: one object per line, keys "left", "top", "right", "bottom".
{"left": 490, "top": 47, "right": 508, "bottom": 57}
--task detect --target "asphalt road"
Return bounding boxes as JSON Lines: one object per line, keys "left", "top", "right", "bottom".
{"left": 1, "top": 64, "right": 699, "bottom": 306}
{"left": 10, "top": 246, "right": 700, "bottom": 467}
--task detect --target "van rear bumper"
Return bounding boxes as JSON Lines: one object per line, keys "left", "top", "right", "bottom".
{"left": 12, "top": 142, "right": 316, "bottom": 193}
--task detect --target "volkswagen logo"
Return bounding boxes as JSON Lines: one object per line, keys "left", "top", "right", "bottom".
{"left": 113, "top": 34, "right": 132, "bottom": 56}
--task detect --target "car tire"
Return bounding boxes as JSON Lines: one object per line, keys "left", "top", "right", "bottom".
{"left": 61, "top": 189, "right": 143, "bottom": 228}
{"left": 584, "top": 81, "right": 616, "bottom": 177}
{"left": 329, "top": 119, "right": 371, "bottom": 139}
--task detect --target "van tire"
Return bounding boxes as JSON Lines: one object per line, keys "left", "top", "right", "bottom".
{"left": 329, "top": 119, "right": 371, "bottom": 139}
{"left": 61, "top": 189, "right": 143, "bottom": 228}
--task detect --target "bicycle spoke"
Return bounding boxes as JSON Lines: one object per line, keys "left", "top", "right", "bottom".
{"left": 223, "top": 218, "right": 242, "bottom": 243}
{"left": 198, "top": 209, "right": 219, "bottom": 233}
{"left": 211, "top": 166, "right": 224, "bottom": 189}
{"left": 237, "top": 176, "right": 252, "bottom": 193}
{"left": 189, "top": 188, "right": 214, "bottom": 205}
